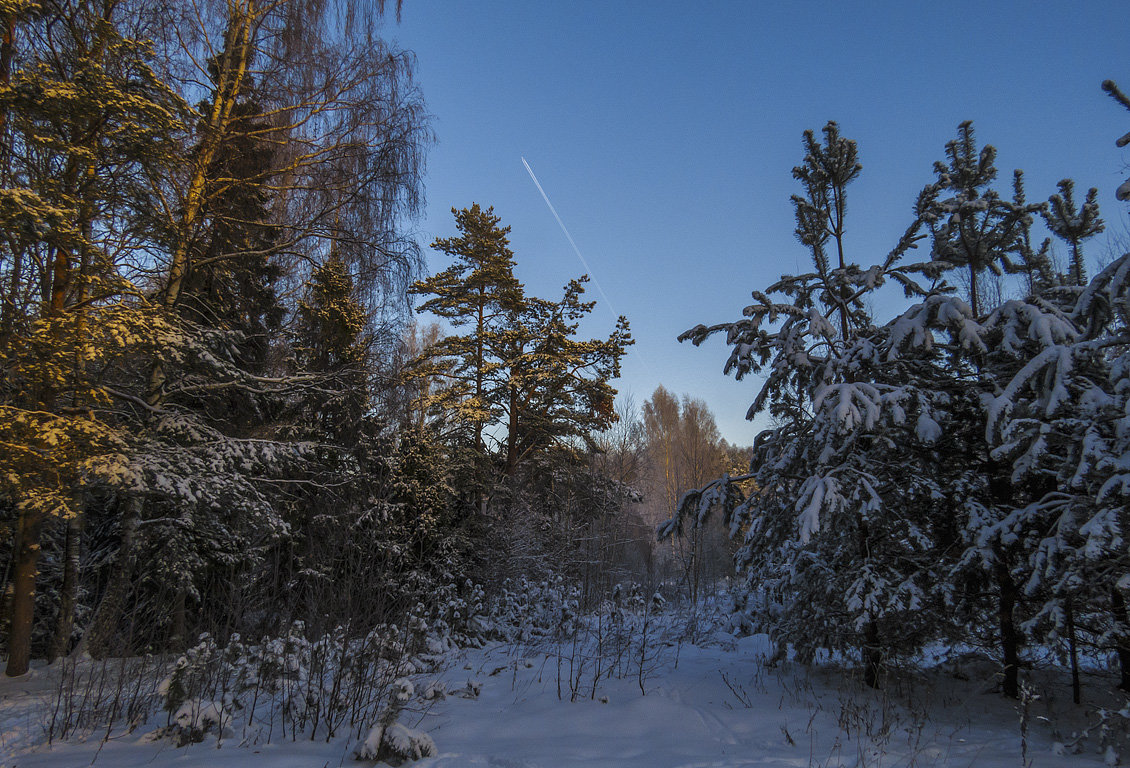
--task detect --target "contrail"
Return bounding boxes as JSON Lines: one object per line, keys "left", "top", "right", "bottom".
{"left": 521, "top": 156, "right": 654, "bottom": 382}
{"left": 521, "top": 157, "right": 618, "bottom": 317}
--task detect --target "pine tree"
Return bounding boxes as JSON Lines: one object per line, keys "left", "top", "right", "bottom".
{"left": 669, "top": 121, "right": 1105, "bottom": 697}
{"left": 1042, "top": 178, "right": 1104, "bottom": 287}
{"left": 409, "top": 204, "right": 523, "bottom": 456}
{"left": 410, "top": 205, "right": 630, "bottom": 518}
{"left": 791, "top": 121, "right": 863, "bottom": 340}
{"left": 672, "top": 123, "right": 937, "bottom": 688}
{"left": 981, "top": 81, "right": 1130, "bottom": 696}
{"left": 1104, "top": 80, "right": 1130, "bottom": 202}
{"left": 497, "top": 276, "right": 631, "bottom": 477}
{"left": 921, "top": 121, "right": 1041, "bottom": 316}
{"left": 1000, "top": 171, "right": 1056, "bottom": 296}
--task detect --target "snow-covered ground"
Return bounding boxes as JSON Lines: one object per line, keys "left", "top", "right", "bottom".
{"left": 2, "top": 631, "right": 1118, "bottom": 767}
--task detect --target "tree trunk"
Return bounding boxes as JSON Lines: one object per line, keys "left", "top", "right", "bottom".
{"left": 6, "top": 110, "right": 71, "bottom": 675}
{"left": 1070, "top": 242, "right": 1084, "bottom": 286}
{"left": 0, "top": 242, "right": 20, "bottom": 342}
{"left": 0, "top": 11, "right": 15, "bottom": 140}
{"left": 4, "top": 507, "right": 44, "bottom": 676}
{"left": 170, "top": 588, "right": 187, "bottom": 651}
{"left": 505, "top": 382, "right": 519, "bottom": 477}
{"left": 690, "top": 525, "right": 700, "bottom": 605}
{"left": 159, "top": 4, "right": 253, "bottom": 312}
{"left": 862, "top": 618, "right": 882, "bottom": 689}
{"left": 995, "top": 558, "right": 1020, "bottom": 699}
{"left": 1066, "top": 598, "right": 1080, "bottom": 705}
{"left": 969, "top": 263, "right": 980, "bottom": 317}
{"left": 48, "top": 507, "right": 84, "bottom": 663}
{"left": 0, "top": 13, "right": 15, "bottom": 340}
{"left": 0, "top": 562, "right": 11, "bottom": 645}
{"left": 1110, "top": 587, "right": 1130, "bottom": 691}
{"left": 831, "top": 187, "right": 851, "bottom": 341}
{"left": 82, "top": 495, "right": 141, "bottom": 658}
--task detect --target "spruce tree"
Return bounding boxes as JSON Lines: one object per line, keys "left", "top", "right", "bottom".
{"left": 178, "top": 74, "right": 285, "bottom": 380}
{"left": 293, "top": 255, "right": 370, "bottom": 443}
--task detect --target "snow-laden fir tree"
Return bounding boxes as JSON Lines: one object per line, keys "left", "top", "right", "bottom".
{"left": 667, "top": 117, "right": 1115, "bottom": 698}
{"left": 983, "top": 81, "right": 1130, "bottom": 695}
{"left": 668, "top": 122, "right": 944, "bottom": 688}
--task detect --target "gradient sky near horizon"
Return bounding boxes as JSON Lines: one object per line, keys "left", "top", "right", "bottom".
{"left": 387, "top": 1, "right": 1128, "bottom": 445}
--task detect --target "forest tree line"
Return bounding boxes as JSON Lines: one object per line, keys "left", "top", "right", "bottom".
{"left": 10, "top": 0, "right": 1126, "bottom": 710}
{"left": 0, "top": 0, "right": 750, "bottom": 681}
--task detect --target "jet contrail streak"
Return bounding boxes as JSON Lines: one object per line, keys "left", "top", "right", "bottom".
{"left": 521, "top": 157, "right": 618, "bottom": 317}
{"left": 521, "top": 156, "right": 655, "bottom": 382}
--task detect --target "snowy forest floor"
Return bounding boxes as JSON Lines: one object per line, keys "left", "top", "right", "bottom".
{"left": 3, "top": 628, "right": 1126, "bottom": 768}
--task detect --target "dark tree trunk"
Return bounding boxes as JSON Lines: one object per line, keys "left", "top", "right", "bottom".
{"left": 969, "top": 263, "right": 980, "bottom": 317}
{"left": 854, "top": 510, "right": 881, "bottom": 689}
{"left": 170, "top": 588, "right": 187, "bottom": 651}
{"left": 82, "top": 496, "right": 141, "bottom": 658}
{"left": 0, "top": 12, "right": 14, "bottom": 139}
{"left": 0, "top": 568, "right": 11, "bottom": 644}
{"left": 0, "top": 13, "right": 16, "bottom": 340}
{"left": 1066, "top": 598, "right": 1080, "bottom": 705}
{"left": 505, "top": 383, "right": 519, "bottom": 477}
{"left": 863, "top": 618, "right": 882, "bottom": 689}
{"left": 690, "top": 526, "right": 700, "bottom": 605}
{"left": 995, "top": 558, "right": 1020, "bottom": 699}
{"left": 5, "top": 508, "right": 44, "bottom": 676}
{"left": 48, "top": 508, "right": 84, "bottom": 663}
{"left": 1110, "top": 587, "right": 1130, "bottom": 691}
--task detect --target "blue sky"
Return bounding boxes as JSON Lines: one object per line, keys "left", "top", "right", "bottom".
{"left": 388, "top": 1, "right": 1128, "bottom": 444}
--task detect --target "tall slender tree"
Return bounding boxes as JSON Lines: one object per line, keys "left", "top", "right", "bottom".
{"left": 409, "top": 204, "right": 522, "bottom": 457}
{"left": 410, "top": 205, "right": 630, "bottom": 511}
